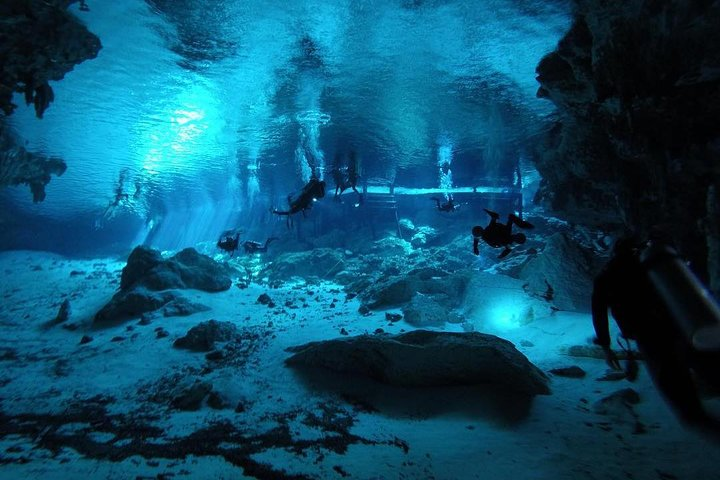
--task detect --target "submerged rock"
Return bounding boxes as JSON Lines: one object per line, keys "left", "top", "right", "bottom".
{"left": 173, "top": 320, "right": 239, "bottom": 352}
{"left": 54, "top": 299, "right": 71, "bottom": 323}
{"left": 519, "top": 232, "right": 594, "bottom": 312}
{"left": 120, "top": 247, "right": 234, "bottom": 292}
{"left": 402, "top": 293, "right": 450, "bottom": 327}
{"left": 286, "top": 330, "right": 550, "bottom": 395}
{"left": 549, "top": 366, "right": 586, "bottom": 378}
{"left": 94, "top": 247, "right": 232, "bottom": 324}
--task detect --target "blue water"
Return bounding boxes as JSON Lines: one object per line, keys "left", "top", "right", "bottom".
{"left": 1, "top": 0, "right": 571, "bottom": 254}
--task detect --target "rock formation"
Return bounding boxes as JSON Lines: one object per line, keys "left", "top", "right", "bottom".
{"left": 0, "top": 0, "right": 101, "bottom": 117}
{"left": 0, "top": 1, "right": 101, "bottom": 201}
{"left": 0, "top": 125, "right": 67, "bottom": 202}
{"left": 535, "top": 0, "right": 720, "bottom": 294}
{"left": 286, "top": 330, "right": 551, "bottom": 395}
{"left": 95, "top": 246, "right": 234, "bottom": 324}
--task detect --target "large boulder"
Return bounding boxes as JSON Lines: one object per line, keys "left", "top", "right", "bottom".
{"left": 518, "top": 232, "right": 595, "bottom": 311}
{"left": 95, "top": 247, "right": 231, "bottom": 324}
{"left": 120, "top": 247, "right": 234, "bottom": 292}
{"left": 286, "top": 330, "right": 550, "bottom": 395}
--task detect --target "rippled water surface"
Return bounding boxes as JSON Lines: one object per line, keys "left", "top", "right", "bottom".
{"left": 5, "top": 0, "right": 571, "bottom": 219}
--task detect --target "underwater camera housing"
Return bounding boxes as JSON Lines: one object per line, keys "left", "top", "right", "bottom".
{"left": 640, "top": 242, "right": 720, "bottom": 353}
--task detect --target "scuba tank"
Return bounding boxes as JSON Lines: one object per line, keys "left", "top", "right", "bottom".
{"left": 640, "top": 242, "right": 720, "bottom": 353}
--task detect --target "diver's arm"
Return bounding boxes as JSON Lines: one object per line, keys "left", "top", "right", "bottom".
{"left": 473, "top": 237, "right": 480, "bottom": 256}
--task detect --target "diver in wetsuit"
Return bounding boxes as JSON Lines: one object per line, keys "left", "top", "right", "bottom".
{"left": 472, "top": 209, "right": 534, "bottom": 258}
{"left": 330, "top": 154, "right": 348, "bottom": 202}
{"left": 243, "top": 237, "right": 277, "bottom": 254}
{"left": 271, "top": 177, "right": 326, "bottom": 227}
{"left": 431, "top": 195, "right": 458, "bottom": 212}
{"left": 592, "top": 237, "right": 720, "bottom": 432}
{"left": 217, "top": 232, "right": 240, "bottom": 257}
{"left": 346, "top": 151, "right": 363, "bottom": 206}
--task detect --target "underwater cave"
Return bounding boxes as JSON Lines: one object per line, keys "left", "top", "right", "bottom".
{"left": 1, "top": 0, "right": 719, "bottom": 479}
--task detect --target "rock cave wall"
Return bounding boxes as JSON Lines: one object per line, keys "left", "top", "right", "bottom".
{"left": 0, "top": 0, "right": 101, "bottom": 201}
{"left": 534, "top": 0, "right": 720, "bottom": 295}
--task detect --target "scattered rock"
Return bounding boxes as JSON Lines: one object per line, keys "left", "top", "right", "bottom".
{"left": 597, "top": 371, "right": 628, "bottom": 382}
{"left": 162, "top": 298, "right": 210, "bottom": 318}
{"left": 257, "top": 293, "right": 273, "bottom": 305}
{"left": 79, "top": 335, "right": 92, "bottom": 345}
{"left": 173, "top": 320, "right": 239, "bottom": 352}
{"left": 205, "top": 350, "right": 225, "bottom": 361}
{"left": 593, "top": 388, "right": 644, "bottom": 432}
{"left": 549, "top": 366, "right": 586, "bottom": 378}
{"left": 171, "top": 381, "right": 213, "bottom": 411}
{"left": 54, "top": 299, "right": 71, "bottom": 323}
{"left": 207, "top": 391, "right": 227, "bottom": 410}
{"left": 385, "top": 312, "right": 402, "bottom": 322}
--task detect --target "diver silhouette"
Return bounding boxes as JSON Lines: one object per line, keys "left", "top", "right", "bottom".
{"left": 592, "top": 237, "right": 720, "bottom": 433}
{"left": 271, "top": 177, "right": 326, "bottom": 227}
{"left": 431, "top": 195, "right": 458, "bottom": 213}
{"left": 330, "top": 152, "right": 363, "bottom": 206}
{"left": 243, "top": 237, "right": 277, "bottom": 254}
{"left": 217, "top": 232, "right": 240, "bottom": 257}
{"left": 472, "top": 209, "right": 534, "bottom": 258}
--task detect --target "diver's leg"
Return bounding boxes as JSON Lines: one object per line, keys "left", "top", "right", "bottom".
{"left": 508, "top": 213, "right": 534, "bottom": 229}
{"left": 484, "top": 208, "right": 500, "bottom": 220}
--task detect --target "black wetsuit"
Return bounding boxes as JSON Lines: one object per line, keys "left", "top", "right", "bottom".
{"left": 243, "top": 238, "right": 276, "bottom": 254}
{"left": 472, "top": 209, "right": 532, "bottom": 258}
{"left": 217, "top": 233, "right": 240, "bottom": 257}
{"left": 592, "top": 243, "right": 718, "bottom": 427}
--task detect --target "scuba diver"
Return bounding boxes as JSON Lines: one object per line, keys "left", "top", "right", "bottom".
{"left": 217, "top": 231, "right": 241, "bottom": 257}
{"left": 243, "top": 237, "right": 277, "bottom": 254}
{"left": 592, "top": 236, "right": 720, "bottom": 432}
{"left": 330, "top": 151, "right": 363, "bottom": 206}
{"left": 346, "top": 151, "right": 363, "bottom": 206}
{"left": 431, "top": 195, "right": 459, "bottom": 213}
{"left": 472, "top": 209, "right": 534, "bottom": 258}
{"left": 330, "top": 154, "right": 348, "bottom": 202}
{"left": 271, "top": 177, "right": 326, "bottom": 227}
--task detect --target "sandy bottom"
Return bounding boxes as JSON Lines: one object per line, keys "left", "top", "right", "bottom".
{"left": 0, "top": 250, "right": 718, "bottom": 480}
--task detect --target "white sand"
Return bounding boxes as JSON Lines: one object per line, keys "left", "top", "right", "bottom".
{"left": 0, "top": 250, "right": 718, "bottom": 480}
